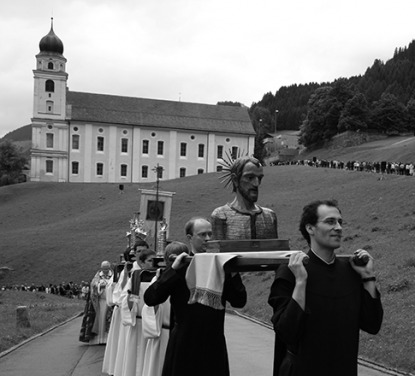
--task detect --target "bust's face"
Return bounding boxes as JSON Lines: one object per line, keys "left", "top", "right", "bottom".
{"left": 237, "top": 162, "right": 264, "bottom": 203}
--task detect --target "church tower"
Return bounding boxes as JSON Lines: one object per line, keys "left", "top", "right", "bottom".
{"left": 31, "top": 19, "right": 69, "bottom": 182}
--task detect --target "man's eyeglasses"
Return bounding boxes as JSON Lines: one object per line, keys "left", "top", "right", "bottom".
{"left": 318, "top": 218, "right": 343, "bottom": 227}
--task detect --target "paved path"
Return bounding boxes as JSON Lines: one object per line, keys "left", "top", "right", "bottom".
{"left": 0, "top": 313, "right": 404, "bottom": 376}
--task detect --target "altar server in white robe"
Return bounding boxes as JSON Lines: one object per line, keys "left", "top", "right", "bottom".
{"left": 113, "top": 246, "right": 142, "bottom": 376}
{"left": 102, "top": 262, "right": 125, "bottom": 375}
{"left": 121, "top": 248, "right": 156, "bottom": 376}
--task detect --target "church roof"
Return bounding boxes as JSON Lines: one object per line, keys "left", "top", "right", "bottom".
{"left": 66, "top": 91, "right": 255, "bottom": 135}
{"left": 39, "top": 21, "right": 64, "bottom": 55}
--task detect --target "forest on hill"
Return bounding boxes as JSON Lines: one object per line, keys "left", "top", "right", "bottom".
{"left": 250, "top": 39, "right": 415, "bottom": 152}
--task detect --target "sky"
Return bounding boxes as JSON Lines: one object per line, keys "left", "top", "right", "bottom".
{"left": 1, "top": 0, "right": 414, "bottom": 138}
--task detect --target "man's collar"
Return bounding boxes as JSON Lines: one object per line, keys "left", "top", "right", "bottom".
{"left": 309, "top": 248, "right": 336, "bottom": 265}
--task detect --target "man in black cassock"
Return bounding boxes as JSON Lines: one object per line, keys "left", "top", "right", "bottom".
{"left": 144, "top": 217, "right": 247, "bottom": 376}
{"left": 268, "top": 199, "right": 383, "bottom": 376}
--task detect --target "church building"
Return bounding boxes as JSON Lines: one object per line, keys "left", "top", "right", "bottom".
{"left": 30, "top": 22, "right": 256, "bottom": 183}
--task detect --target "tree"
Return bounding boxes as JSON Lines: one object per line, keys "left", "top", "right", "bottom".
{"left": 298, "top": 86, "right": 332, "bottom": 148}
{"left": 406, "top": 98, "right": 415, "bottom": 135}
{"left": 338, "top": 93, "right": 369, "bottom": 132}
{"left": 298, "top": 80, "right": 356, "bottom": 148}
{"left": 0, "top": 140, "right": 28, "bottom": 186}
{"left": 217, "top": 101, "right": 243, "bottom": 107}
{"left": 369, "top": 93, "right": 407, "bottom": 134}
{"left": 249, "top": 106, "right": 272, "bottom": 162}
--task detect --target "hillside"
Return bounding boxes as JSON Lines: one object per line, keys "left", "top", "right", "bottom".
{"left": 1, "top": 124, "right": 31, "bottom": 142}
{"left": 300, "top": 135, "right": 415, "bottom": 163}
{"left": 0, "top": 149, "right": 415, "bottom": 372}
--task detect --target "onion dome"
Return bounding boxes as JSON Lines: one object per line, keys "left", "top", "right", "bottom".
{"left": 39, "top": 18, "right": 64, "bottom": 55}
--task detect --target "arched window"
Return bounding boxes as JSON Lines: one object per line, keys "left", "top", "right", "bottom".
{"left": 45, "top": 80, "right": 54, "bottom": 92}
{"left": 48, "top": 62, "right": 54, "bottom": 69}
{"left": 46, "top": 101, "right": 54, "bottom": 113}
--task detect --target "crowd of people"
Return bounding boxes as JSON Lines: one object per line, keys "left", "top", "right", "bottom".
{"left": 1, "top": 281, "right": 90, "bottom": 299}
{"left": 77, "top": 156, "right": 383, "bottom": 376}
{"left": 272, "top": 158, "right": 415, "bottom": 176}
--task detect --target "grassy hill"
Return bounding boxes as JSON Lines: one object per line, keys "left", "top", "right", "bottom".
{"left": 300, "top": 135, "right": 415, "bottom": 163}
{"left": 0, "top": 124, "right": 31, "bottom": 142}
{"left": 1, "top": 142, "right": 415, "bottom": 372}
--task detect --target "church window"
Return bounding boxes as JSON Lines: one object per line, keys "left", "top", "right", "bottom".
{"left": 97, "top": 136, "right": 104, "bottom": 151}
{"left": 46, "top": 160, "right": 53, "bottom": 173}
{"left": 198, "top": 144, "right": 204, "bottom": 158}
{"left": 45, "top": 80, "right": 54, "bottom": 92}
{"left": 231, "top": 146, "right": 238, "bottom": 159}
{"left": 72, "top": 135, "right": 80, "bottom": 150}
{"left": 46, "top": 100, "right": 54, "bottom": 113}
{"left": 46, "top": 133, "right": 54, "bottom": 148}
{"left": 48, "top": 62, "right": 54, "bottom": 69}
{"left": 216, "top": 166, "right": 223, "bottom": 172}
{"left": 120, "top": 164, "right": 128, "bottom": 177}
{"left": 198, "top": 169, "right": 204, "bottom": 174}
{"left": 99, "top": 128, "right": 104, "bottom": 133}
{"left": 217, "top": 145, "right": 223, "bottom": 159}
{"left": 142, "top": 140, "right": 149, "bottom": 154}
{"left": 142, "top": 165, "right": 148, "bottom": 178}
{"left": 151, "top": 132, "right": 156, "bottom": 137}
{"left": 96, "top": 163, "right": 104, "bottom": 176}
{"left": 157, "top": 141, "right": 164, "bottom": 156}
{"left": 180, "top": 143, "right": 187, "bottom": 157}
{"left": 190, "top": 135, "right": 195, "bottom": 140}
{"left": 180, "top": 168, "right": 186, "bottom": 178}
{"left": 72, "top": 162, "right": 79, "bottom": 174}
{"left": 121, "top": 138, "right": 128, "bottom": 153}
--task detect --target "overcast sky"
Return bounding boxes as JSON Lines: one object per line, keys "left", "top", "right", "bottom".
{"left": 1, "top": 0, "right": 414, "bottom": 138}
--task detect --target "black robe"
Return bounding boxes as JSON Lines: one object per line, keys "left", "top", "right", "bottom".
{"left": 268, "top": 251, "right": 383, "bottom": 376}
{"left": 144, "top": 265, "right": 247, "bottom": 376}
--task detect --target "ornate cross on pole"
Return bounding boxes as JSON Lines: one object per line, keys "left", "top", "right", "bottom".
{"left": 151, "top": 163, "right": 164, "bottom": 253}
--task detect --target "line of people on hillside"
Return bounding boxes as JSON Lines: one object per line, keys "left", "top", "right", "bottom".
{"left": 273, "top": 158, "right": 415, "bottom": 176}
{"left": 1, "top": 281, "right": 88, "bottom": 299}
{"left": 80, "top": 156, "right": 384, "bottom": 376}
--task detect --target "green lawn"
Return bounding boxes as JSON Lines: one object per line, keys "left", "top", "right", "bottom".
{"left": 1, "top": 139, "right": 414, "bottom": 372}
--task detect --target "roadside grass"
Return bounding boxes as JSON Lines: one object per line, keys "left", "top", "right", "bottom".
{"left": 0, "top": 291, "right": 84, "bottom": 354}
{"left": 0, "top": 160, "right": 414, "bottom": 373}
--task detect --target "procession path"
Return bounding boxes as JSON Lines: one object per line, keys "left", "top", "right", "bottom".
{"left": 0, "top": 313, "right": 404, "bottom": 376}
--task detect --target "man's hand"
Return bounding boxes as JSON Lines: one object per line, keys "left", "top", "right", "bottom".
{"left": 288, "top": 251, "right": 308, "bottom": 283}
{"left": 349, "top": 249, "right": 374, "bottom": 278}
{"left": 289, "top": 251, "right": 308, "bottom": 310}
{"left": 171, "top": 252, "right": 190, "bottom": 270}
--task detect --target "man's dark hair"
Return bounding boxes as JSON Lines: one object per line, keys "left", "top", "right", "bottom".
{"left": 184, "top": 217, "right": 211, "bottom": 236}
{"left": 138, "top": 248, "right": 156, "bottom": 263}
{"left": 299, "top": 199, "right": 340, "bottom": 245}
{"left": 133, "top": 240, "right": 149, "bottom": 251}
{"left": 164, "top": 241, "right": 189, "bottom": 266}
{"left": 123, "top": 246, "right": 132, "bottom": 262}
